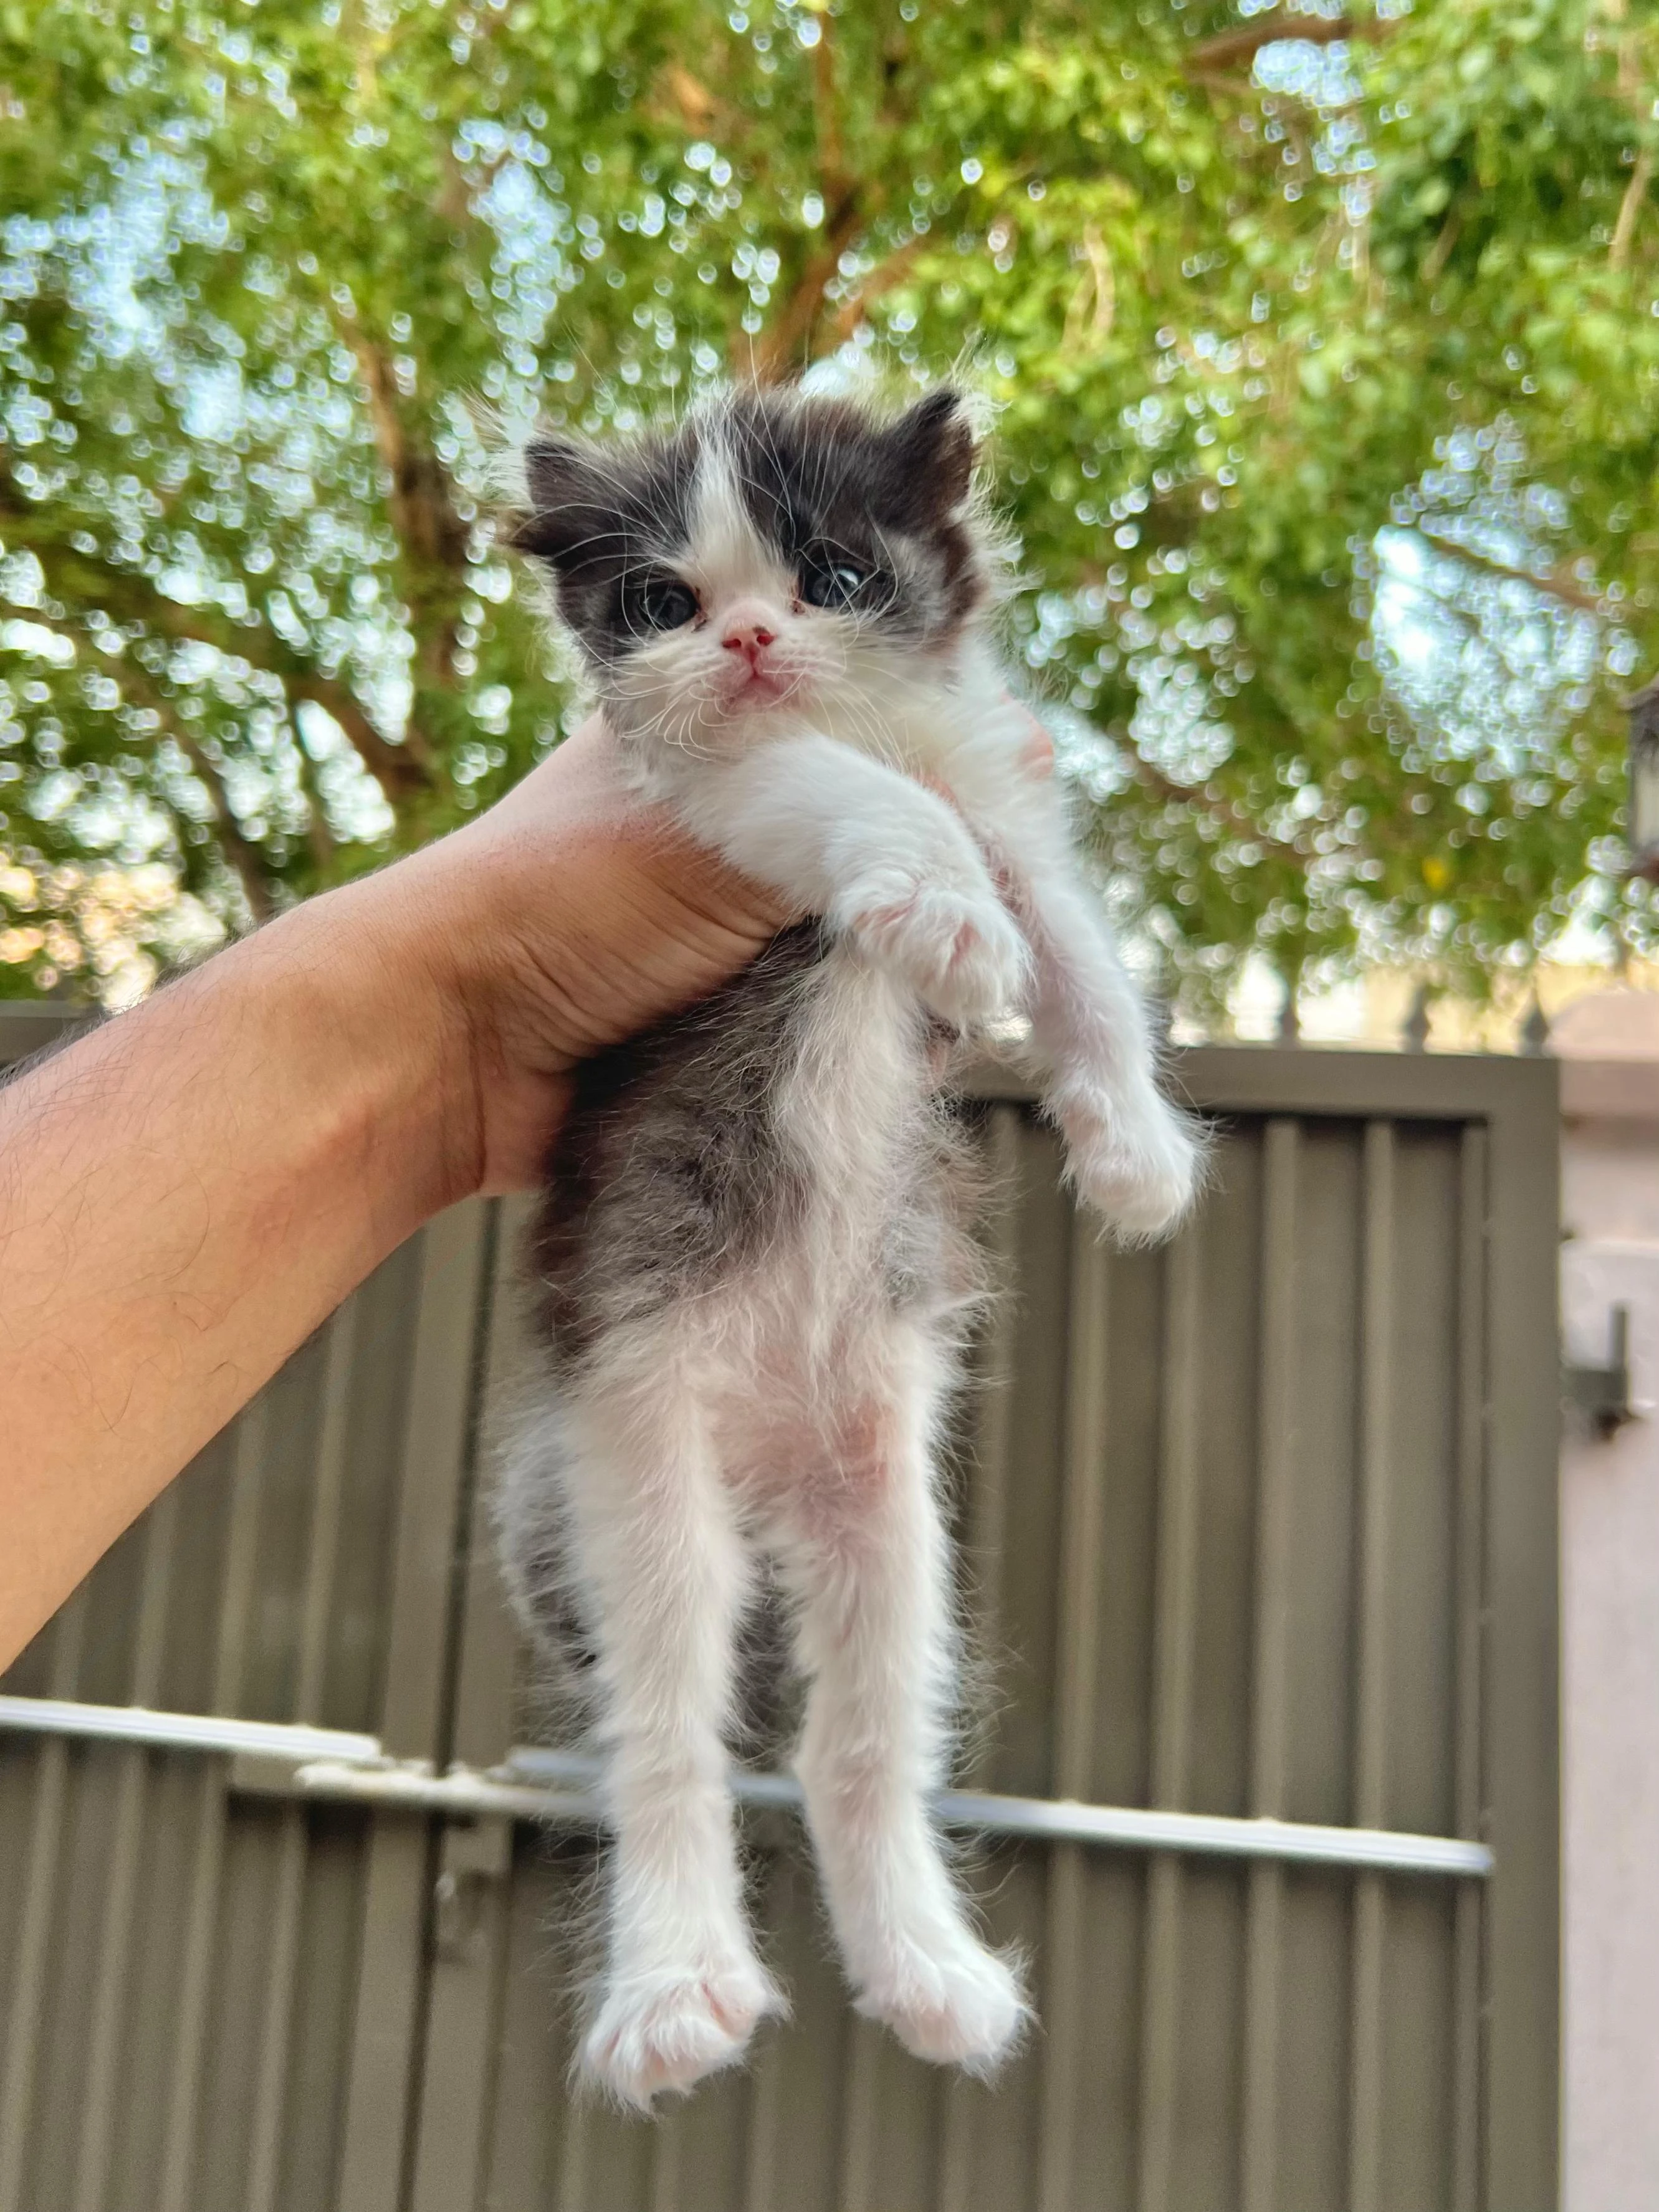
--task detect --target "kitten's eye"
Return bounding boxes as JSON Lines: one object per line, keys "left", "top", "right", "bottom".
{"left": 800, "top": 551, "right": 878, "bottom": 609}
{"left": 624, "top": 573, "right": 699, "bottom": 632}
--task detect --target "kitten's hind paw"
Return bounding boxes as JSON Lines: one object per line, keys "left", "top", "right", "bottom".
{"left": 580, "top": 1957, "right": 785, "bottom": 2109}
{"left": 856, "top": 1930, "right": 1030, "bottom": 2075}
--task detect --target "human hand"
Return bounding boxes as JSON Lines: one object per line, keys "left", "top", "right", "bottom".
{"left": 1017, "top": 708, "right": 1055, "bottom": 778}
{"left": 346, "top": 702, "right": 1048, "bottom": 1202}
{"left": 369, "top": 716, "right": 788, "bottom": 1198}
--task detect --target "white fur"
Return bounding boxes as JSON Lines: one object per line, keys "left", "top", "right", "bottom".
{"left": 510, "top": 413, "right": 1201, "bottom": 2106}
{"left": 616, "top": 431, "right": 1204, "bottom": 1231}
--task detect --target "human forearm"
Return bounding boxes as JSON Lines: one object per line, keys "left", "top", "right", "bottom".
{"left": 0, "top": 720, "right": 784, "bottom": 1666}
{"left": 0, "top": 884, "right": 464, "bottom": 1661}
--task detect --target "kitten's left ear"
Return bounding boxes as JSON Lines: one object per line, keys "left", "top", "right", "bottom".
{"left": 873, "top": 390, "right": 977, "bottom": 528}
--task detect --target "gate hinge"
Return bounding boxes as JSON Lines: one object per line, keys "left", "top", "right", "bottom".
{"left": 1563, "top": 1305, "right": 1647, "bottom": 1435}
{"left": 433, "top": 1818, "right": 512, "bottom": 1965}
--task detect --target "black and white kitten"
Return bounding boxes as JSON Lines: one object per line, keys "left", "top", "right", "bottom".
{"left": 497, "top": 387, "right": 1202, "bottom": 2107}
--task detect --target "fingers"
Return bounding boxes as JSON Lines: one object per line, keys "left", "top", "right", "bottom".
{"left": 487, "top": 718, "right": 789, "bottom": 938}
{"left": 1021, "top": 716, "right": 1054, "bottom": 778}
{"left": 998, "top": 691, "right": 1054, "bottom": 779}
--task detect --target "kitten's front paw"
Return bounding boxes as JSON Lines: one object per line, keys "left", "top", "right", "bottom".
{"left": 1058, "top": 1085, "right": 1205, "bottom": 1241}
{"left": 856, "top": 1926, "right": 1030, "bottom": 2075}
{"left": 843, "top": 871, "right": 1031, "bottom": 1027}
{"left": 580, "top": 1955, "right": 784, "bottom": 2109}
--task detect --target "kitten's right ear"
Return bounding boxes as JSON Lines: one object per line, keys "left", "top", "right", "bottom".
{"left": 508, "top": 435, "right": 616, "bottom": 570}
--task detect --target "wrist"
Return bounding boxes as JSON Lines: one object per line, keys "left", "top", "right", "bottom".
{"left": 239, "top": 870, "right": 483, "bottom": 1233}
{"left": 342, "top": 822, "right": 582, "bottom": 1206}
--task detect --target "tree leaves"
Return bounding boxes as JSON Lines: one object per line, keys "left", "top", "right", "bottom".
{"left": 0, "top": 0, "right": 1653, "bottom": 1008}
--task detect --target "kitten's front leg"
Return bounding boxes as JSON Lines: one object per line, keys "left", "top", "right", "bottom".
{"left": 659, "top": 732, "right": 1031, "bottom": 1027}
{"left": 902, "top": 681, "right": 1199, "bottom": 1234}
{"left": 1011, "top": 863, "right": 1205, "bottom": 1237}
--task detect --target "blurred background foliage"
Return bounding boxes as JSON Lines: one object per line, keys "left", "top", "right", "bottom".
{"left": 1, "top": 0, "right": 1656, "bottom": 1014}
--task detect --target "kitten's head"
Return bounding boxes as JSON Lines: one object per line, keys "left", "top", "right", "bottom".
{"left": 510, "top": 388, "right": 991, "bottom": 751}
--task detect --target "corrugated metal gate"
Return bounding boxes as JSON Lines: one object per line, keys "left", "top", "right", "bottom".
{"left": 0, "top": 1008, "right": 1560, "bottom": 2211}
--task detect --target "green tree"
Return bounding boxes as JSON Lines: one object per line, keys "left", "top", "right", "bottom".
{"left": 2, "top": 0, "right": 1655, "bottom": 1012}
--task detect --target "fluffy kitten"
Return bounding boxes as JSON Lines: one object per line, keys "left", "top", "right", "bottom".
{"left": 497, "top": 386, "right": 1202, "bottom": 2108}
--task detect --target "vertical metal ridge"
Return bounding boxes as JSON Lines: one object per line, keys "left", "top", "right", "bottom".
{"left": 1137, "top": 1228, "right": 1205, "bottom": 2212}
{"left": 1243, "top": 1867, "right": 1284, "bottom": 2211}
{"left": 404, "top": 1201, "right": 527, "bottom": 2212}
{"left": 837, "top": 2017, "right": 882, "bottom": 2212}
{"left": 1451, "top": 1125, "right": 1488, "bottom": 2212}
{"left": 553, "top": 2093, "right": 588, "bottom": 2212}
{"left": 244, "top": 1819, "right": 309, "bottom": 2212}
{"left": 935, "top": 2074, "right": 976, "bottom": 2212}
{"left": 336, "top": 1203, "right": 494, "bottom": 2212}
{"left": 246, "top": 1299, "right": 360, "bottom": 2212}
{"left": 1243, "top": 1120, "right": 1299, "bottom": 2212}
{"left": 1348, "top": 1882, "right": 1386, "bottom": 2212}
{"left": 158, "top": 1402, "right": 270, "bottom": 2212}
{"left": 1348, "top": 1121, "right": 1395, "bottom": 2212}
{"left": 1053, "top": 1221, "right": 1114, "bottom": 1810}
{"left": 293, "top": 1294, "right": 360, "bottom": 1723}
{"left": 213, "top": 1398, "right": 272, "bottom": 1710}
{"left": 1036, "top": 1214, "right": 1112, "bottom": 2212}
{"left": 0, "top": 1591, "right": 88, "bottom": 2212}
{"left": 966, "top": 1105, "right": 1025, "bottom": 1677}
{"left": 1149, "top": 1228, "right": 1205, "bottom": 1820}
{"left": 648, "top": 2102, "right": 683, "bottom": 2212}
{"left": 72, "top": 1482, "right": 181, "bottom": 2212}
{"left": 740, "top": 1861, "right": 791, "bottom": 2212}
{"left": 1137, "top": 1856, "right": 1184, "bottom": 2212}
{"left": 742, "top": 2022, "right": 785, "bottom": 2212}
{"left": 935, "top": 1107, "right": 1026, "bottom": 2212}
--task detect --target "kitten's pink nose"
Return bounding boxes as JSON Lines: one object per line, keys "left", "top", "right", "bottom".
{"left": 719, "top": 602, "right": 779, "bottom": 665}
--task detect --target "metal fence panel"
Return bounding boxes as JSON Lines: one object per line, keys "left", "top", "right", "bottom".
{"left": 0, "top": 1014, "right": 1558, "bottom": 2210}
{"left": 403, "top": 1050, "right": 1557, "bottom": 2212}
{"left": 1, "top": 997, "right": 492, "bottom": 2212}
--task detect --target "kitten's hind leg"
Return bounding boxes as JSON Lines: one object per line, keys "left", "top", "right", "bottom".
{"left": 549, "top": 1370, "right": 782, "bottom": 2107}
{"left": 776, "top": 1335, "right": 1029, "bottom": 2072}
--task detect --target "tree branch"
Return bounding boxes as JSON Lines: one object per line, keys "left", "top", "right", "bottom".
{"left": 1422, "top": 530, "right": 1605, "bottom": 613}
{"left": 827, "top": 232, "right": 929, "bottom": 345}
{"left": 348, "top": 335, "right": 469, "bottom": 689}
{"left": 1612, "top": 144, "right": 1655, "bottom": 270}
{"left": 116, "top": 660, "right": 276, "bottom": 924}
{"left": 170, "top": 728, "right": 279, "bottom": 926}
{"left": 290, "top": 738, "right": 340, "bottom": 877}
{"left": 810, "top": 10, "right": 850, "bottom": 207}
{"left": 751, "top": 194, "right": 868, "bottom": 381}
{"left": 11, "top": 516, "right": 438, "bottom": 804}
{"left": 1129, "top": 751, "right": 1293, "bottom": 847}
{"left": 284, "top": 670, "right": 435, "bottom": 803}
{"left": 348, "top": 337, "right": 466, "bottom": 574}
{"left": 1061, "top": 226, "right": 1116, "bottom": 351}
{"left": 751, "top": 10, "right": 866, "bottom": 379}
{"left": 651, "top": 61, "right": 745, "bottom": 140}
{"left": 1421, "top": 204, "right": 1463, "bottom": 284}
{"left": 1185, "top": 11, "right": 1395, "bottom": 77}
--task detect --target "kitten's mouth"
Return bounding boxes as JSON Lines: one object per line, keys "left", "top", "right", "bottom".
{"left": 722, "top": 665, "right": 793, "bottom": 708}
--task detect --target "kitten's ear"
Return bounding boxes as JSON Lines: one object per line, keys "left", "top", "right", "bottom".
{"left": 509, "top": 434, "right": 618, "bottom": 570}
{"left": 873, "top": 390, "right": 976, "bottom": 527}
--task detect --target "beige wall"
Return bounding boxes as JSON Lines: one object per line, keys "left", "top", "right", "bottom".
{"left": 1557, "top": 993, "right": 1659, "bottom": 2212}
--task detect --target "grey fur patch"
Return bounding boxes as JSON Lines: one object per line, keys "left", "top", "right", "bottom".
{"left": 526, "top": 923, "right": 982, "bottom": 1378}
{"left": 528, "top": 923, "right": 826, "bottom": 1370}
